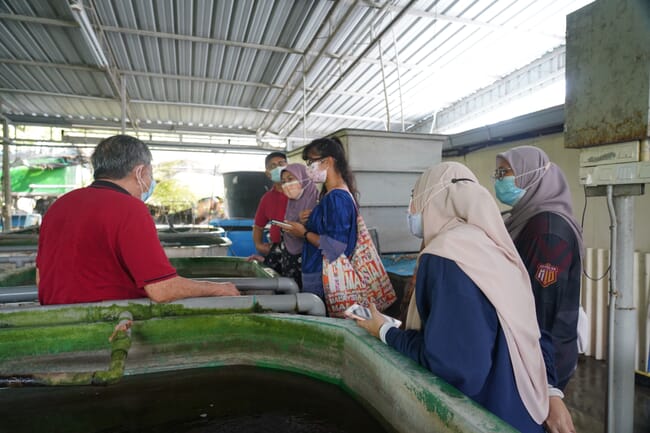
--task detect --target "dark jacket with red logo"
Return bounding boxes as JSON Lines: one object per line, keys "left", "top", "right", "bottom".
{"left": 513, "top": 211, "right": 581, "bottom": 390}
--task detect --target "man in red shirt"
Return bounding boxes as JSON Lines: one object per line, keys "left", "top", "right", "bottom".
{"left": 37, "top": 134, "right": 239, "bottom": 305}
{"left": 252, "top": 151, "right": 288, "bottom": 272}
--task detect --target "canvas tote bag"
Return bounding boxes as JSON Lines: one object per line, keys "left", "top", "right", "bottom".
{"left": 322, "top": 211, "right": 396, "bottom": 317}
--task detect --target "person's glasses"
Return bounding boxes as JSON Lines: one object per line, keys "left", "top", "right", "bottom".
{"left": 306, "top": 156, "right": 327, "bottom": 167}
{"left": 492, "top": 167, "right": 513, "bottom": 180}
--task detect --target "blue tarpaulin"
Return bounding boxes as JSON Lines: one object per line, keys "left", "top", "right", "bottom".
{"left": 381, "top": 254, "right": 418, "bottom": 277}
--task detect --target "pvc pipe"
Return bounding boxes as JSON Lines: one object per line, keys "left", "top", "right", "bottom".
{"left": 295, "top": 293, "right": 327, "bottom": 316}
{"left": 168, "top": 293, "right": 326, "bottom": 316}
{"left": 0, "top": 276, "right": 300, "bottom": 303}
{"left": 0, "top": 294, "right": 327, "bottom": 327}
{"left": 0, "top": 255, "right": 36, "bottom": 267}
{"left": 196, "top": 277, "right": 300, "bottom": 294}
{"left": 0, "top": 285, "right": 37, "bottom": 303}
{"left": 0, "top": 245, "right": 37, "bottom": 253}
{"left": 606, "top": 185, "right": 617, "bottom": 433}
{"left": 0, "top": 310, "right": 133, "bottom": 387}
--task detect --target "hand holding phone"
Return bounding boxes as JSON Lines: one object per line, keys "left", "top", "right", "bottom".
{"left": 344, "top": 303, "right": 402, "bottom": 327}
{"left": 270, "top": 219, "right": 292, "bottom": 229}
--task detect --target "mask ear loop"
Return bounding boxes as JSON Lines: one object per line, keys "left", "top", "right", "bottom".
{"left": 411, "top": 180, "right": 457, "bottom": 214}
{"left": 515, "top": 162, "right": 551, "bottom": 190}
{"left": 135, "top": 165, "right": 146, "bottom": 192}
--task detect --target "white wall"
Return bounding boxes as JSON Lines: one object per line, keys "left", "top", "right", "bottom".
{"left": 444, "top": 132, "right": 650, "bottom": 252}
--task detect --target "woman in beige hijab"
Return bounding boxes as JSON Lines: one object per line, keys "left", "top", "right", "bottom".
{"left": 357, "top": 162, "right": 574, "bottom": 433}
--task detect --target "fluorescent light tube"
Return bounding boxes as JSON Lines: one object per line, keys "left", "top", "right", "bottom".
{"left": 69, "top": 1, "right": 109, "bottom": 68}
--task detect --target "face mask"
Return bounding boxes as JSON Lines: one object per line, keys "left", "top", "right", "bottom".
{"left": 406, "top": 178, "right": 473, "bottom": 239}
{"left": 493, "top": 163, "right": 550, "bottom": 207}
{"left": 141, "top": 179, "right": 156, "bottom": 202}
{"left": 307, "top": 160, "right": 327, "bottom": 184}
{"left": 282, "top": 180, "right": 304, "bottom": 200}
{"left": 494, "top": 176, "right": 525, "bottom": 206}
{"left": 407, "top": 212, "right": 424, "bottom": 238}
{"left": 270, "top": 166, "right": 284, "bottom": 183}
{"left": 137, "top": 168, "right": 156, "bottom": 202}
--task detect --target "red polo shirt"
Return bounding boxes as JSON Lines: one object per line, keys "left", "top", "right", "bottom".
{"left": 254, "top": 187, "right": 289, "bottom": 244}
{"left": 37, "top": 180, "right": 177, "bottom": 305}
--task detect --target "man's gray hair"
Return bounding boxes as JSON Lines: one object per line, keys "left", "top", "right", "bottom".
{"left": 91, "top": 135, "right": 152, "bottom": 180}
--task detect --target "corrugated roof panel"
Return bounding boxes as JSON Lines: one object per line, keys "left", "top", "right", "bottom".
{"left": 0, "top": 0, "right": 596, "bottom": 145}
{"left": 0, "top": 65, "right": 32, "bottom": 89}
{"left": 211, "top": 1, "right": 234, "bottom": 40}
{"left": 7, "top": 94, "right": 120, "bottom": 121}
{"left": 178, "top": 38, "right": 192, "bottom": 77}
{"left": 202, "top": 81, "right": 219, "bottom": 105}
{"left": 214, "top": 81, "right": 231, "bottom": 106}
{"left": 2, "top": 21, "right": 48, "bottom": 59}
{"left": 190, "top": 81, "right": 205, "bottom": 104}
{"left": 104, "top": 32, "right": 131, "bottom": 70}
{"left": 129, "top": 75, "right": 150, "bottom": 100}
{"left": 160, "top": 37, "right": 177, "bottom": 78}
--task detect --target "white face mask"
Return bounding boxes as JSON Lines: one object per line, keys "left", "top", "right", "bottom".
{"left": 407, "top": 212, "right": 424, "bottom": 238}
{"left": 407, "top": 178, "right": 473, "bottom": 239}
{"left": 307, "top": 160, "right": 327, "bottom": 184}
{"left": 282, "top": 180, "right": 304, "bottom": 200}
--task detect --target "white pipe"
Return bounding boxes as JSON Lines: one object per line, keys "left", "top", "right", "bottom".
{"left": 0, "top": 276, "right": 301, "bottom": 303}
{"left": 605, "top": 184, "right": 617, "bottom": 433}
{"left": 196, "top": 277, "right": 300, "bottom": 294}
{"left": 0, "top": 294, "right": 327, "bottom": 317}
{"left": 169, "top": 293, "right": 326, "bottom": 316}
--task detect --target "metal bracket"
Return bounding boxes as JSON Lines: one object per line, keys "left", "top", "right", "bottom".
{"left": 584, "top": 184, "right": 645, "bottom": 197}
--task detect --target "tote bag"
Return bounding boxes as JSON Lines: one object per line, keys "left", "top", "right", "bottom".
{"left": 322, "top": 213, "right": 396, "bottom": 318}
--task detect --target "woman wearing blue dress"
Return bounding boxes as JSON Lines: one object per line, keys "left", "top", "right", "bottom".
{"left": 283, "top": 137, "right": 358, "bottom": 306}
{"left": 357, "top": 162, "right": 575, "bottom": 433}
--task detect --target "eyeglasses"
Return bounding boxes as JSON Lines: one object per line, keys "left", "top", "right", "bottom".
{"left": 306, "top": 156, "right": 327, "bottom": 167}
{"left": 492, "top": 167, "right": 513, "bottom": 180}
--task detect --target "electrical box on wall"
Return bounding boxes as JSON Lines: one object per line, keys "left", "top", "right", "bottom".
{"left": 579, "top": 139, "right": 650, "bottom": 186}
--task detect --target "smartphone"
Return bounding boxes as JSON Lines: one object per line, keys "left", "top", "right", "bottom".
{"left": 270, "top": 219, "right": 292, "bottom": 229}
{"left": 344, "top": 303, "right": 402, "bottom": 327}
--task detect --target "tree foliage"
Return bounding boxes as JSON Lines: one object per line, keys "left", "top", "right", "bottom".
{"left": 148, "top": 161, "right": 197, "bottom": 213}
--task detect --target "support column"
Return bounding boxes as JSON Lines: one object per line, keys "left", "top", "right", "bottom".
{"left": 1, "top": 116, "right": 11, "bottom": 232}
{"left": 609, "top": 194, "right": 637, "bottom": 433}
{"left": 121, "top": 75, "right": 127, "bottom": 134}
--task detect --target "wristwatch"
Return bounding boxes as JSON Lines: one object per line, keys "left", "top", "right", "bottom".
{"left": 303, "top": 231, "right": 310, "bottom": 239}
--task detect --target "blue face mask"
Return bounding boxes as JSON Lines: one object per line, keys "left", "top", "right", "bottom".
{"left": 270, "top": 166, "right": 284, "bottom": 183}
{"left": 494, "top": 176, "right": 525, "bottom": 206}
{"left": 141, "top": 179, "right": 156, "bottom": 202}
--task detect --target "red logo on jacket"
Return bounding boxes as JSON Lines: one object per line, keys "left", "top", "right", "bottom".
{"left": 535, "top": 263, "right": 559, "bottom": 287}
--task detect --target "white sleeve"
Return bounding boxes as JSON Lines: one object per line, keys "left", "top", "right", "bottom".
{"left": 379, "top": 322, "right": 398, "bottom": 344}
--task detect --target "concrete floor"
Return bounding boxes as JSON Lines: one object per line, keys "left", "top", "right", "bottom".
{"left": 564, "top": 356, "right": 650, "bottom": 433}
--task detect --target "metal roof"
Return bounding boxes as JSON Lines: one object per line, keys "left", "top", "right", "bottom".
{"left": 0, "top": 0, "right": 593, "bottom": 149}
